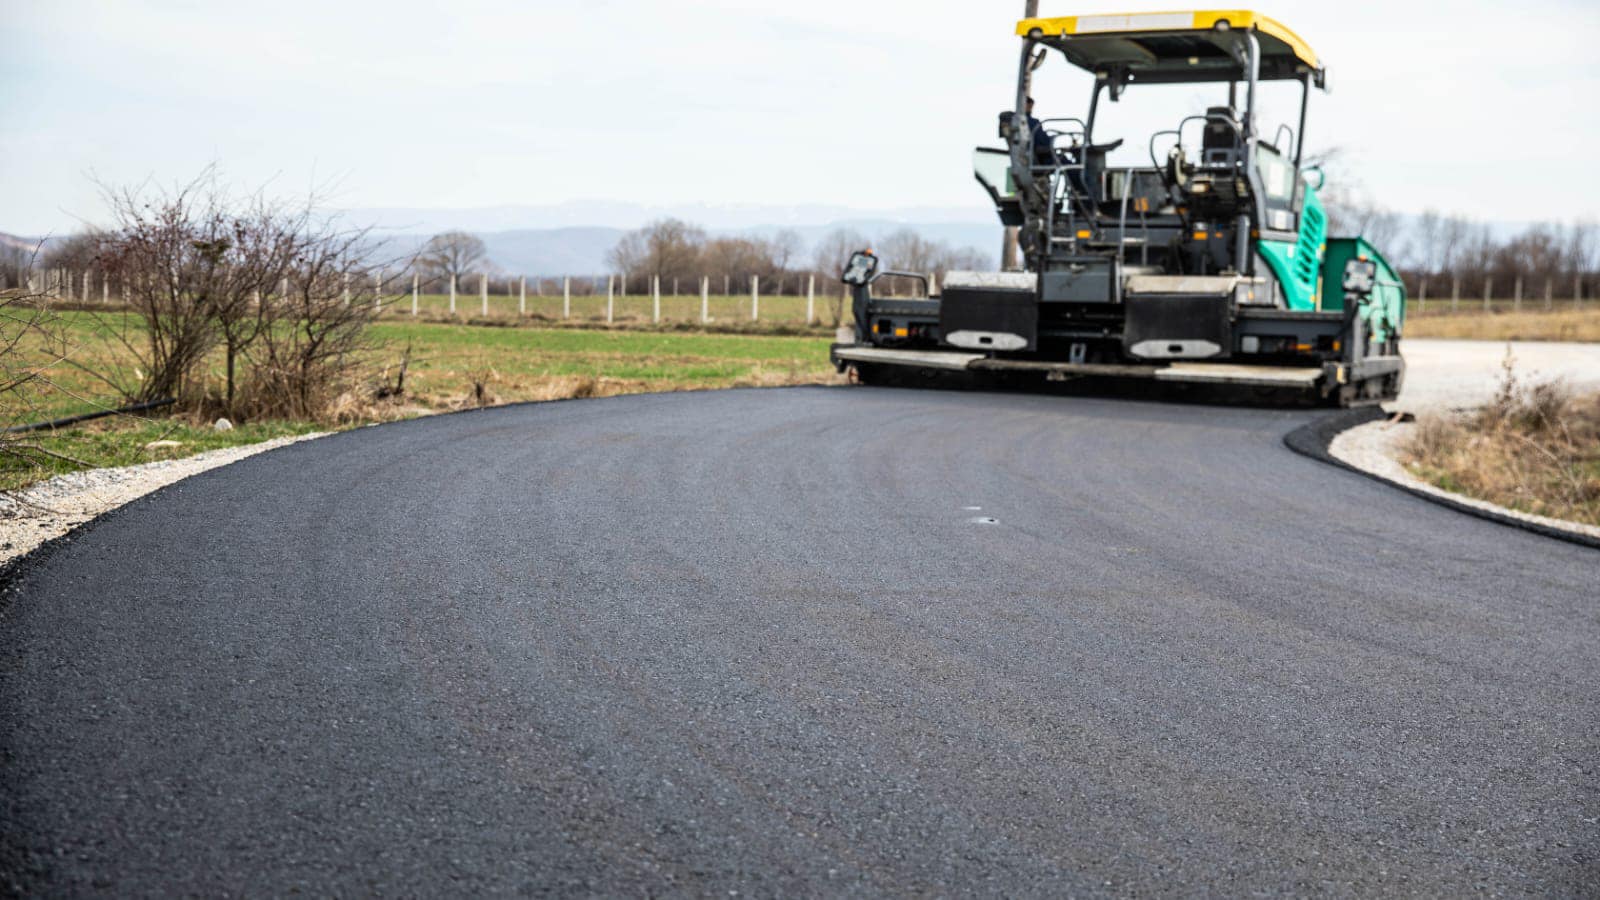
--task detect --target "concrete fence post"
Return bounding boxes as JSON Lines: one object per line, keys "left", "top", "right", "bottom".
{"left": 342, "top": 272, "right": 350, "bottom": 306}
{"left": 1577, "top": 275, "right": 1584, "bottom": 311}
{"left": 535, "top": 277, "right": 543, "bottom": 297}
{"left": 520, "top": 276, "right": 527, "bottom": 316}
{"left": 374, "top": 270, "right": 383, "bottom": 309}
{"left": 607, "top": 275, "right": 615, "bottom": 324}
{"left": 652, "top": 274, "right": 661, "bottom": 323}
{"left": 1513, "top": 276, "right": 1523, "bottom": 312}
{"left": 450, "top": 274, "right": 457, "bottom": 314}
{"left": 480, "top": 273, "right": 488, "bottom": 316}
{"left": 751, "top": 275, "right": 760, "bottom": 321}
{"left": 672, "top": 277, "right": 678, "bottom": 297}
{"left": 252, "top": 287, "right": 261, "bottom": 308}
{"left": 806, "top": 273, "right": 815, "bottom": 325}
{"left": 412, "top": 273, "right": 419, "bottom": 316}
{"left": 563, "top": 276, "right": 571, "bottom": 319}
{"left": 1450, "top": 277, "right": 1459, "bottom": 313}
{"left": 282, "top": 276, "right": 290, "bottom": 303}
{"left": 1544, "top": 278, "right": 1553, "bottom": 311}
{"left": 1417, "top": 276, "right": 1427, "bottom": 313}
{"left": 101, "top": 273, "right": 109, "bottom": 305}
{"left": 1482, "top": 277, "right": 1492, "bottom": 312}
{"left": 82, "top": 270, "right": 90, "bottom": 302}
{"left": 701, "top": 275, "right": 709, "bottom": 323}
{"left": 724, "top": 274, "right": 730, "bottom": 295}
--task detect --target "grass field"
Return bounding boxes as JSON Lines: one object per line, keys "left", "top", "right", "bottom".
{"left": 1, "top": 312, "right": 840, "bottom": 491}
{"left": 1403, "top": 308, "right": 1600, "bottom": 342}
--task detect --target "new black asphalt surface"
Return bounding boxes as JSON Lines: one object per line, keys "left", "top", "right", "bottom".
{"left": 2, "top": 387, "right": 1596, "bottom": 896}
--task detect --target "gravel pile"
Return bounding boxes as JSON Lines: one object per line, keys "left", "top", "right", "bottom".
{"left": 1, "top": 432, "right": 328, "bottom": 565}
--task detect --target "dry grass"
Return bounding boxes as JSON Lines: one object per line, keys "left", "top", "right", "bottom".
{"left": 1405, "top": 308, "right": 1600, "bottom": 342}
{"left": 1403, "top": 357, "right": 1600, "bottom": 526}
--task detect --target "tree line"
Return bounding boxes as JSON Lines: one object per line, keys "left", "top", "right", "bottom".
{"left": 603, "top": 219, "right": 991, "bottom": 298}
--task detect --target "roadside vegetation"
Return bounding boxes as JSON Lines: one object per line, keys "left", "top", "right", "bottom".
{"left": 1404, "top": 358, "right": 1600, "bottom": 527}
{"left": 1, "top": 311, "right": 838, "bottom": 491}
{"left": 0, "top": 173, "right": 842, "bottom": 494}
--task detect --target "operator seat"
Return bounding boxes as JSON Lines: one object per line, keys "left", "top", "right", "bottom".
{"left": 1200, "top": 106, "right": 1243, "bottom": 168}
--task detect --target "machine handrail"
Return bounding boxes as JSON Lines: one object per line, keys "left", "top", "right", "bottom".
{"left": 1147, "top": 115, "right": 1207, "bottom": 171}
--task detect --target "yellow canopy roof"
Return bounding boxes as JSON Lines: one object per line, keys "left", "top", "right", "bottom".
{"left": 1016, "top": 10, "right": 1321, "bottom": 82}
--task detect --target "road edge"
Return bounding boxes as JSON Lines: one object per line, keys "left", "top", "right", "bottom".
{"left": 1283, "top": 409, "right": 1600, "bottom": 551}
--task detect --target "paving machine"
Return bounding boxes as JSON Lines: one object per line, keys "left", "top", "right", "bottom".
{"left": 832, "top": 10, "right": 1405, "bottom": 406}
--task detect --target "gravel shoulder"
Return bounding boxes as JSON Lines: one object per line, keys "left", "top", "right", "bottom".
{"left": 1329, "top": 338, "right": 1600, "bottom": 540}
{"left": 0, "top": 432, "right": 328, "bottom": 566}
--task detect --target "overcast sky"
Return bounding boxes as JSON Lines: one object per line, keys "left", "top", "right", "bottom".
{"left": 3, "top": 0, "right": 1597, "bottom": 235}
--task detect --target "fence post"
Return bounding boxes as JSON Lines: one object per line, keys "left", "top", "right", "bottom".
{"left": 252, "top": 287, "right": 261, "bottom": 308}
{"left": 652, "top": 274, "right": 661, "bottom": 323}
{"left": 1577, "top": 275, "right": 1584, "bottom": 311}
{"left": 672, "top": 277, "right": 678, "bottom": 297}
{"left": 282, "top": 276, "right": 289, "bottom": 303}
{"left": 1417, "top": 276, "right": 1427, "bottom": 313}
{"left": 751, "top": 275, "right": 759, "bottom": 321}
{"left": 412, "top": 273, "right": 419, "bottom": 316}
{"left": 520, "top": 277, "right": 527, "bottom": 316}
{"left": 1450, "top": 277, "right": 1459, "bottom": 313}
{"left": 724, "top": 274, "right": 730, "bottom": 295}
{"left": 535, "top": 277, "right": 543, "bottom": 297}
{"left": 1482, "top": 277, "right": 1491, "bottom": 312}
{"left": 806, "top": 273, "right": 815, "bottom": 325}
{"left": 607, "top": 275, "right": 615, "bottom": 324}
{"left": 342, "top": 272, "right": 350, "bottom": 306}
{"left": 563, "top": 276, "right": 571, "bottom": 319}
{"left": 1544, "top": 278, "right": 1552, "bottom": 311}
{"left": 374, "top": 269, "right": 383, "bottom": 309}
{"left": 82, "top": 270, "right": 90, "bottom": 302}
{"left": 101, "top": 273, "right": 108, "bottom": 305}
{"left": 449, "top": 274, "right": 457, "bottom": 314}
{"left": 1513, "top": 276, "right": 1522, "bottom": 313}
{"left": 701, "top": 275, "right": 709, "bottom": 323}
{"left": 479, "top": 274, "right": 487, "bottom": 316}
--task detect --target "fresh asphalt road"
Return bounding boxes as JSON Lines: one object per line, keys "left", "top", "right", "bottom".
{"left": 2, "top": 386, "right": 1596, "bottom": 896}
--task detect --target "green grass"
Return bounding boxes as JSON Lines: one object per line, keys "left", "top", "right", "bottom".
{"left": 2, "top": 419, "right": 323, "bottom": 492}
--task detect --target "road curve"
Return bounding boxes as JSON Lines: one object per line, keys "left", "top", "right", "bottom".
{"left": 3, "top": 387, "right": 1596, "bottom": 895}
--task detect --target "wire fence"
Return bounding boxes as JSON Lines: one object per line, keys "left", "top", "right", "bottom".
{"left": 18, "top": 266, "right": 1597, "bottom": 325}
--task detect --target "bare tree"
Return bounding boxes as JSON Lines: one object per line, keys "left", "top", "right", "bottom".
{"left": 770, "top": 228, "right": 804, "bottom": 275}
{"left": 607, "top": 218, "right": 706, "bottom": 292}
{"left": 416, "top": 231, "right": 488, "bottom": 287}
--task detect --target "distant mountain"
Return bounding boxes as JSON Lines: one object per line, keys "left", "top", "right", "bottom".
{"left": 0, "top": 232, "right": 41, "bottom": 254}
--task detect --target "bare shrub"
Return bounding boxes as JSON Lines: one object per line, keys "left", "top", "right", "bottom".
{"left": 89, "top": 171, "right": 394, "bottom": 422}
{"left": 242, "top": 219, "right": 387, "bottom": 421}
{"left": 1405, "top": 357, "right": 1600, "bottom": 524}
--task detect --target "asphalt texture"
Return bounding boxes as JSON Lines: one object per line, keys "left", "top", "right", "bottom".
{"left": 2, "top": 386, "right": 1597, "bottom": 896}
